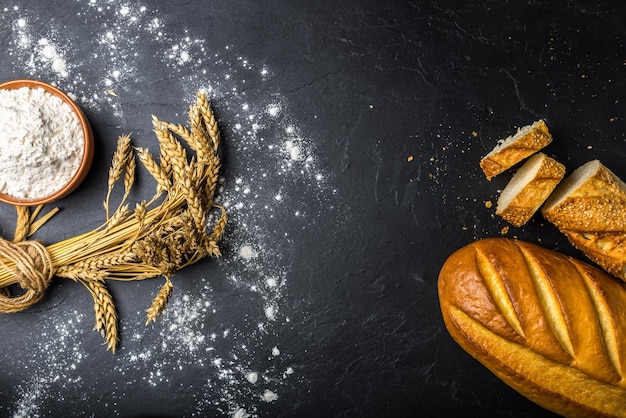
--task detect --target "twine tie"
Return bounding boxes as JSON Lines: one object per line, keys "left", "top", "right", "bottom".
{"left": 0, "top": 238, "right": 54, "bottom": 313}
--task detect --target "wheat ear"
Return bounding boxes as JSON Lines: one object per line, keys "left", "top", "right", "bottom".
{"left": 145, "top": 278, "right": 173, "bottom": 325}
{"left": 105, "top": 134, "right": 132, "bottom": 219}
{"left": 85, "top": 280, "right": 119, "bottom": 353}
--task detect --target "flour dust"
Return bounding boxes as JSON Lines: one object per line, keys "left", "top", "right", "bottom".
{"left": 0, "top": 1, "right": 331, "bottom": 416}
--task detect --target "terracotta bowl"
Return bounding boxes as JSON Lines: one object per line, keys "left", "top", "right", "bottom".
{"left": 0, "top": 79, "right": 94, "bottom": 206}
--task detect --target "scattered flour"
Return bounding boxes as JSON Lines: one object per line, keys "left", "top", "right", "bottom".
{"left": 10, "top": 311, "right": 88, "bottom": 418}
{"left": 37, "top": 39, "right": 68, "bottom": 78}
{"left": 0, "top": 0, "right": 331, "bottom": 416}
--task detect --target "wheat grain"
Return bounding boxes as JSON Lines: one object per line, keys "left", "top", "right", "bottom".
{"left": 105, "top": 134, "right": 132, "bottom": 219}
{"left": 204, "top": 206, "right": 227, "bottom": 257}
{"left": 69, "top": 252, "right": 139, "bottom": 273}
{"left": 179, "top": 164, "right": 206, "bottom": 234}
{"left": 136, "top": 147, "right": 171, "bottom": 193}
{"left": 123, "top": 152, "right": 136, "bottom": 200}
{"left": 56, "top": 266, "right": 107, "bottom": 281}
{"left": 145, "top": 278, "right": 173, "bottom": 325}
{"left": 204, "top": 153, "right": 222, "bottom": 205}
{"left": 156, "top": 127, "right": 188, "bottom": 186}
{"left": 209, "top": 206, "right": 227, "bottom": 243}
{"left": 188, "top": 104, "right": 206, "bottom": 139}
{"left": 105, "top": 204, "right": 130, "bottom": 232}
{"left": 187, "top": 105, "right": 212, "bottom": 166}
{"left": 165, "top": 121, "right": 195, "bottom": 147}
{"left": 85, "top": 279, "right": 119, "bottom": 352}
{"left": 196, "top": 92, "right": 220, "bottom": 149}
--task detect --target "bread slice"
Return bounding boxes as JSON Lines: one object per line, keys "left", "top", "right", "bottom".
{"left": 480, "top": 120, "right": 552, "bottom": 180}
{"left": 496, "top": 153, "right": 565, "bottom": 227}
{"left": 542, "top": 160, "right": 626, "bottom": 280}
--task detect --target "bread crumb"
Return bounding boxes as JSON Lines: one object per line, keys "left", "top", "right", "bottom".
{"left": 407, "top": 155, "right": 414, "bottom": 162}
{"left": 501, "top": 226, "right": 509, "bottom": 235}
{"left": 485, "top": 200, "right": 493, "bottom": 209}
{"left": 471, "top": 131, "right": 478, "bottom": 137}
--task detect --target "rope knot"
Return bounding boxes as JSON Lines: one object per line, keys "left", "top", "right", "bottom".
{"left": 0, "top": 238, "right": 54, "bottom": 313}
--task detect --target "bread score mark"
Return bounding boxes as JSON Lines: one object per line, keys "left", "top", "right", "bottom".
{"left": 475, "top": 248, "right": 525, "bottom": 338}
{"left": 574, "top": 261, "right": 625, "bottom": 380}
{"left": 518, "top": 246, "right": 576, "bottom": 358}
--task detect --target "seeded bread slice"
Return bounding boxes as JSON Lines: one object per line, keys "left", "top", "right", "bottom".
{"left": 496, "top": 153, "right": 565, "bottom": 227}
{"left": 480, "top": 120, "right": 553, "bottom": 180}
{"left": 542, "top": 160, "right": 626, "bottom": 280}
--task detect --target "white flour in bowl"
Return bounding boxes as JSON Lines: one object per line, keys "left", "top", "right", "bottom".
{"left": 0, "top": 86, "right": 83, "bottom": 200}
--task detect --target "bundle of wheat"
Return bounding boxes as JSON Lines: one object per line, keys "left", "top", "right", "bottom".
{"left": 0, "top": 91, "right": 226, "bottom": 352}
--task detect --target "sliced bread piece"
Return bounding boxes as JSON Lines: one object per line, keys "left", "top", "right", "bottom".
{"left": 480, "top": 120, "right": 553, "bottom": 180}
{"left": 542, "top": 160, "right": 626, "bottom": 280}
{"left": 542, "top": 160, "right": 626, "bottom": 231}
{"left": 496, "top": 153, "right": 565, "bottom": 227}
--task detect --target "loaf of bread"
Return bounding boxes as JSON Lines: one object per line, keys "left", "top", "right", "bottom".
{"left": 542, "top": 160, "right": 626, "bottom": 281}
{"left": 496, "top": 152, "right": 565, "bottom": 227}
{"left": 438, "top": 238, "right": 626, "bottom": 417}
{"left": 480, "top": 120, "right": 552, "bottom": 180}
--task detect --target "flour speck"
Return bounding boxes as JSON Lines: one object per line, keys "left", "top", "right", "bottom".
{"left": 261, "top": 389, "right": 278, "bottom": 403}
{"left": 246, "top": 372, "right": 258, "bottom": 384}
{"left": 239, "top": 245, "right": 257, "bottom": 260}
{"left": 232, "top": 408, "right": 248, "bottom": 418}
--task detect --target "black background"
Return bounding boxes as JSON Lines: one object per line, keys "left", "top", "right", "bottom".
{"left": 0, "top": 1, "right": 624, "bottom": 417}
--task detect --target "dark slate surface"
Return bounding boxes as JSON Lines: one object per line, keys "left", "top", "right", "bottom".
{"left": 0, "top": 1, "right": 624, "bottom": 417}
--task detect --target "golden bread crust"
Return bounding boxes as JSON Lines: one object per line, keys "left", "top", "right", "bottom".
{"left": 542, "top": 161, "right": 626, "bottom": 280}
{"left": 562, "top": 231, "right": 626, "bottom": 279}
{"left": 542, "top": 161, "right": 626, "bottom": 231}
{"left": 480, "top": 120, "right": 552, "bottom": 180}
{"left": 438, "top": 238, "right": 626, "bottom": 417}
